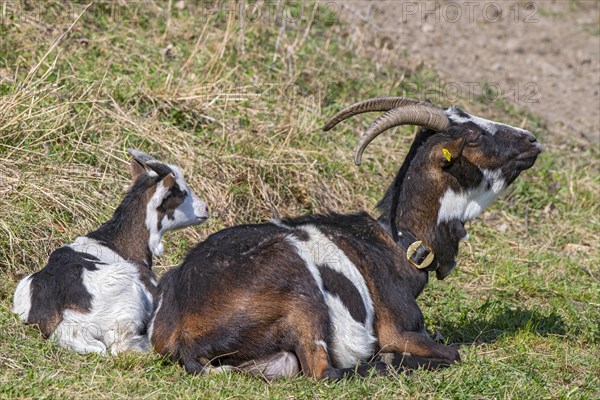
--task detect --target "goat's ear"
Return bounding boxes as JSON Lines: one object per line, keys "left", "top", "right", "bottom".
{"left": 130, "top": 159, "right": 147, "bottom": 182}
{"left": 161, "top": 172, "right": 177, "bottom": 189}
{"left": 439, "top": 135, "right": 467, "bottom": 167}
{"left": 162, "top": 172, "right": 177, "bottom": 190}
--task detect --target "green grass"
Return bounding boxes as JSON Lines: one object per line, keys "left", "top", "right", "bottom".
{"left": 1, "top": 1, "right": 598, "bottom": 399}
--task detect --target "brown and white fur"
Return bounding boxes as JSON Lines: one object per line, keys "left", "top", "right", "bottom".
{"left": 150, "top": 98, "right": 542, "bottom": 379}
{"left": 12, "top": 149, "right": 209, "bottom": 355}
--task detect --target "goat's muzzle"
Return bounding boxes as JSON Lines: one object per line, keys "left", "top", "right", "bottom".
{"left": 515, "top": 132, "right": 542, "bottom": 170}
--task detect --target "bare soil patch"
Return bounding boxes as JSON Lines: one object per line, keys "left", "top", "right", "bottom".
{"left": 334, "top": 0, "right": 600, "bottom": 145}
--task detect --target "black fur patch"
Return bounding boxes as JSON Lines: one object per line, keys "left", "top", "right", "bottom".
{"left": 452, "top": 107, "right": 470, "bottom": 119}
{"left": 443, "top": 156, "right": 483, "bottom": 188}
{"left": 318, "top": 264, "right": 367, "bottom": 324}
{"left": 375, "top": 128, "right": 434, "bottom": 240}
{"left": 27, "top": 245, "right": 100, "bottom": 337}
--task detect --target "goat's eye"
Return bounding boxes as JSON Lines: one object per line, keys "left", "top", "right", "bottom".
{"left": 466, "top": 132, "right": 483, "bottom": 146}
{"left": 169, "top": 188, "right": 188, "bottom": 198}
{"left": 158, "top": 190, "right": 186, "bottom": 212}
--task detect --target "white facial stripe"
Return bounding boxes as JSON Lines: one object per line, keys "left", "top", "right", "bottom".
{"left": 438, "top": 168, "right": 506, "bottom": 224}
{"left": 146, "top": 180, "right": 169, "bottom": 256}
{"left": 446, "top": 107, "right": 530, "bottom": 136}
{"left": 165, "top": 164, "right": 209, "bottom": 228}
{"left": 158, "top": 192, "right": 207, "bottom": 232}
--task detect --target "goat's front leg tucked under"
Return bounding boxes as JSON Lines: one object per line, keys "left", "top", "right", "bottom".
{"left": 377, "top": 328, "right": 460, "bottom": 370}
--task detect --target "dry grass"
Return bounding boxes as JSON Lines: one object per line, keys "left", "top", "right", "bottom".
{"left": 0, "top": 1, "right": 368, "bottom": 273}
{"left": 0, "top": 1, "right": 598, "bottom": 398}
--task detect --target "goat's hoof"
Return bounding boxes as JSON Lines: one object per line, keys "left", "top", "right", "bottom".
{"left": 447, "top": 346, "right": 461, "bottom": 363}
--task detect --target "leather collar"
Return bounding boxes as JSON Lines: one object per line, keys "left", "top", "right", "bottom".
{"left": 396, "top": 228, "right": 439, "bottom": 272}
{"left": 386, "top": 223, "right": 457, "bottom": 279}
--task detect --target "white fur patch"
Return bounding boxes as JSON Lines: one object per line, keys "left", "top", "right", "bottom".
{"left": 147, "top": 293, "right": 163, "bottom": 342}
{"left": 13, "top": 235, "right": 155, "bottom": 355}
{"left": 70, "top": 236, "right": 123, "bottom": 264}
{"left": 315, "top": 339, "right": 328, "bottom": 351}
{"left": 286, "top": 225, "right": 377, "bottom": 368}
{"left": 438, "top": 168, "right": 506, "bottom": 223}
{"left": 325, "top": 295, "right": 377, "bottom": 367}
{"left": 270, "top": 220, "right": 291, "bottom": 229}
{"left": 447, "top": 107, "right": 531, "bottom": 136}
{"left": 239, "top": 352, "right": 300, "bottom": 380}
{"left": 13, "top": 275, "right": 33, "bottom": 321}
{"left": 52, "top": 260, "right": 153, "bottom": 355}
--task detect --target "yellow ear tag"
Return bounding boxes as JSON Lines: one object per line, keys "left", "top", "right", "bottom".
{"left": 442, "top": 148, "right": 452, "bottom": 162}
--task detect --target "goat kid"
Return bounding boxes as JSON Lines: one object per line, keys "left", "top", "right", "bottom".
{"left": 150, "top": 97, "right": 541, "bottom": 380}
{"left": 13, "top": 149, "right": 209, "bottom": 355}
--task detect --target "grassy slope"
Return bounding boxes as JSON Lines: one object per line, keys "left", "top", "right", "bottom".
{"left": 0, "top": 2, "right": 598, "bottom": 399}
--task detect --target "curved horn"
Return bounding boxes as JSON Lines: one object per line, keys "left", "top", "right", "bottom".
{"left": 128, "top": 149, "right": 159, "bottom": 166}
{"left": 354, "top": 104, "right": 450, "bottom": 165}
{"left": 323, "top": 97, "right": 421, "bottom": 131}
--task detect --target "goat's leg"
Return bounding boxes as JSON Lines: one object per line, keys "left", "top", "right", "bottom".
{"left": 377, "top": 331, "right": 460, "bottom": 370}
{"left": 51, "top": 322, "right": 107, "bottom": 354}
{"left": 293, "top": 339, "right": 382, "bottom": 380}
{"left": 288, "top": 307, "right": 386, "bottom": 380}
{"left": 378, "top": 351, "right": 457, "bottom": 370}
{"left": 286, "top": 304, "right": 345, "bottom": 380}
{"left": 291, "top": 328, "right": 334, "bottom": 379}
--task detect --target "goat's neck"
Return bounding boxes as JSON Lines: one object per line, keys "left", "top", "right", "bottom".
{"left": 87, "top": 204, "right": 153, "bottom": 268}
{"left": 381, "top": 187, "right": 467, "bottom": 271}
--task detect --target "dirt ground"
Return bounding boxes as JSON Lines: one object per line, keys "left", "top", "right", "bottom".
{"left": 332, "top": 0, "right": 600, "bottom": 145}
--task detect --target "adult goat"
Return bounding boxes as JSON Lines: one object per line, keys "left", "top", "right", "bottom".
{"left": 150, "top": 97, "right": 541, "bottom": 379}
